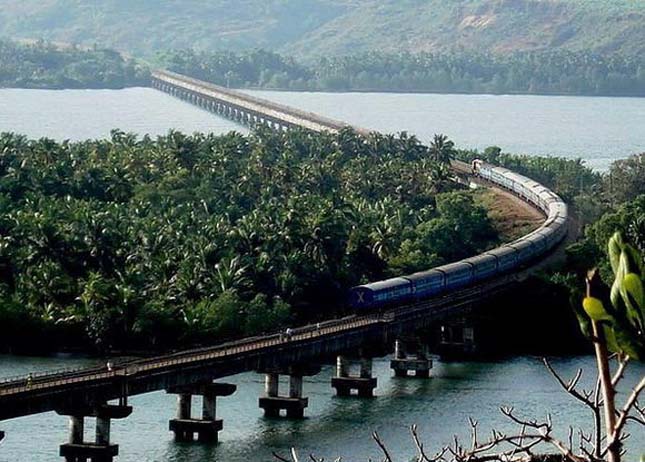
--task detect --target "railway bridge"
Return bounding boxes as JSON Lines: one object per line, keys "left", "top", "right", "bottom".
{"left": 0, "top": 70, "right": 569, "bottom": 461}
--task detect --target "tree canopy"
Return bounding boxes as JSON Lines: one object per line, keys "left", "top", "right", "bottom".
{"left": 0, "top": 128, "right": 496, "bottom": 351}
{"left": 0, "top": 39, "right": 149, "bottom": 89}
{"left": 157, "top": 49, "right": 645, "bottom": 97}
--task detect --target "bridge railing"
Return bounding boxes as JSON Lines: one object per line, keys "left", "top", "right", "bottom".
{"left": 0, "top": 313, "right": 385, "bottom": 397}
{"left": 0, "top": 366, "right": 100, "bottom": 385}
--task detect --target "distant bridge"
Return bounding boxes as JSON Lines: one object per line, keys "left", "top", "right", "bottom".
{"left": 0, "top": 70, "right": 569, "bottom": 462}
{"left": 151, "top": 69, "right": 365, "bottom": 134}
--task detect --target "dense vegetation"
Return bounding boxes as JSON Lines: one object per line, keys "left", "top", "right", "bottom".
{"left": 0, "top": 39, "right": 148, "bottom": 89}
{"left": 1, "top": 0, "right": 643, "bottom": 58}
{"left": 0, "top": 129, "right": 497, "bottom": 352}
{"left": 459, "top": 148, "right": 644, "bottom": 328}
{"left": 158, "top": 49, "right": 645, "bottom": 96}
{"left": 456, "top": 146, "right": 603, "bottom": 204}
{"left": 454, "top": 150, "right": 644, "bottom": 356}
{"left": 3, "top": 38, "right": 643, "bottom": 96}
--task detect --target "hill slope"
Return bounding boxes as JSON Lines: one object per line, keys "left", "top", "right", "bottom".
{"left": 0, "top": 0, "right": 643, "bottom": 57}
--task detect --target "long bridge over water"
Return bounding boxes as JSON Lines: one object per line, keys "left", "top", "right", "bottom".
{"left": 0, "top": 70, "right": 569, "bottom": 462}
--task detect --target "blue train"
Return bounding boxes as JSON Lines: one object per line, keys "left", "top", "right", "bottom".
{"left": 348, "top": 161, "right": 569, "bottom": 310}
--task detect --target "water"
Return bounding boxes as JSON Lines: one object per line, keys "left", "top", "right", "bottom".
{"left": 1, "top": 355, "right": 643, "bottom": 461}
{"left": 1, "top": 88, "right": 644, "bottom": 170}
{"left": 0, "top": 88, "right": 244, "bottom": 141}
{"left": 244, "top": 90, "right": 645, "bottom": 172}
{"left": 0, "top": 87, "right": 644, "bottom": 460}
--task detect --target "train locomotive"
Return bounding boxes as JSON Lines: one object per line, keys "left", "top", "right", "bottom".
{"left": 348, "top": 161, "right": 568, "bottom": 310}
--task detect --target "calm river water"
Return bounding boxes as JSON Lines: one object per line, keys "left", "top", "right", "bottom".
{"left": 0, "top": 87, "right": 643, "bottom": 461}
{"left": 1, "top": 87, "right": 644, "bottom": 170}
{"left": 1, "top": 355, "right": 643, "bottom": 462}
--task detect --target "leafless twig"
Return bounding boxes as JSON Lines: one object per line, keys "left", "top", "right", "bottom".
{"left": 611, "top": 356, "right": 630, "bottom": 388}
{"left": 372, "top": 431, "right": 393, "bottom": 462}
{"left": 410, "top": 425, "right": 448, "bottom": 462}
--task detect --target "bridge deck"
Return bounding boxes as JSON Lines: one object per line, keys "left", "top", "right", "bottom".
{"left": 0, "top": 266, "right": 529, "bottom": 421}
{"left": 152, "top": 69, "right": 369, "bottom": 134}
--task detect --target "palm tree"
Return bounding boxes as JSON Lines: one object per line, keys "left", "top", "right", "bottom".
{"left": 429, "top": 134, "right": 455, "bottom": 165}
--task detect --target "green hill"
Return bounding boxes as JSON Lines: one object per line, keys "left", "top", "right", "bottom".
{"left": 0, "top": 0, "right": 643, "bottom": 58}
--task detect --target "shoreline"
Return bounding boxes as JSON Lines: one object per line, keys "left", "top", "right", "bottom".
{"left": 2, "top": 84, "right": 645, "bottom": 99}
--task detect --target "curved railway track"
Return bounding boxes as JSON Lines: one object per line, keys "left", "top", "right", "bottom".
{"left": 0, "top": 71, "right": 569, "bottom": 415}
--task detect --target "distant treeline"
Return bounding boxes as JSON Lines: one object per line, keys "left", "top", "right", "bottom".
{"left": 0, "top": 39, "right": 149, "bottom": 89}
{"left": 2, "top": 40, "right": 644, "bottom": 96}
{"left": 157, "top": 49, "right": 645, "bottom": 97}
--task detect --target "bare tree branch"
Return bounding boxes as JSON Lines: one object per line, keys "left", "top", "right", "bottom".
{"left": 611, "top": 356, "right": 630, "bottom": 388}
{"left": 500, "top": 407, "right": 589, "bottom": 462}
{"left": 274, "top": 451, "right": 294, "bottom": 462}
{"left": 410, "top": 425, "right": 447, "bottom": 462}
{"left": 543, "top": 359, "right": 596, "bottom": 410}
{"left": 372, "top": 431, "right": 393, "bottom": 462}
{"left": 604, "top": 376, "right": 645, "bottom": 454}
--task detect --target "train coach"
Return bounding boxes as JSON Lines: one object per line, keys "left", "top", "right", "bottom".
{"left": 348, "top": 161, "right": 568, "bottom": 310}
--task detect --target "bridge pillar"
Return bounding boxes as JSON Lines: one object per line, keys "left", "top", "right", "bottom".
{"left": 331, "top": 355, "right": 377, "bottom": 398}
{"left": 438, "top": 323, "right": 477, "bottom": 359}
{"left": 95, "top": 417, "right": 110, "bottom": 446}
{"left": 167, "top": 382, "right": 237, "bottom": 444}
{"left": 265, "top": 373, "right": 279, "bottom": 397}
{"left": 177, "top": 393, "right": 191, "bottom": 420}
{"left": 289, "top": 375, "right": 303, "bottom": 399}
{"left": 68, "top": 415, "right": 84, "bottom": 445}
{"left": 258, "top": 365, "right": 319, "bottom": 419}
{"left": 58, "top": 403, "right": 132, "bottom": 462}
{"left": 390, "top": 339, "right": 432, "bottom": 378}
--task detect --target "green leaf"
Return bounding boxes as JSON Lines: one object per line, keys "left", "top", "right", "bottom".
{"left": 608, "top": 232, "right": 622, "bottom": 274}
{"left": 572, "top": 301, "right": 592, "bottom": 339}
{"left": 612, "top": 323, "right": 643, "bottom": 360}
{"left": 622, "top": 272, "right": 644, "bottom": 328}
{"left": 583, "top": 297, "right": 613, "bottom": 322}
{"left": 603, "top": 324, "right": 621, "bottom": 355}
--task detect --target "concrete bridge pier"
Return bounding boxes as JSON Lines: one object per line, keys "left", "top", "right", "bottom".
{"left": 331, "top": 355, "right": 377, "bottom": 397}
{"left": 390, "top": 339, "right": 433, "bottom": 378}
{"left": 258, "top": 365, "right": 319, "bottom": 418}
{"left": 167, "top": 382, "right": 237, "bottom": 443}
{"left": 438, "top": 322, "right": 477, "bottom": 359}
{"left": 57, "top": 403, "right": 132, "bottom": 462}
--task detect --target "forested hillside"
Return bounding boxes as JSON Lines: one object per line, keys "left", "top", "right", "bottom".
{"left": 0, "top": 0, "right": 643, "bottom": 58}
{"left": 0, "top": 40, "right": 148, "bottom": 89}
